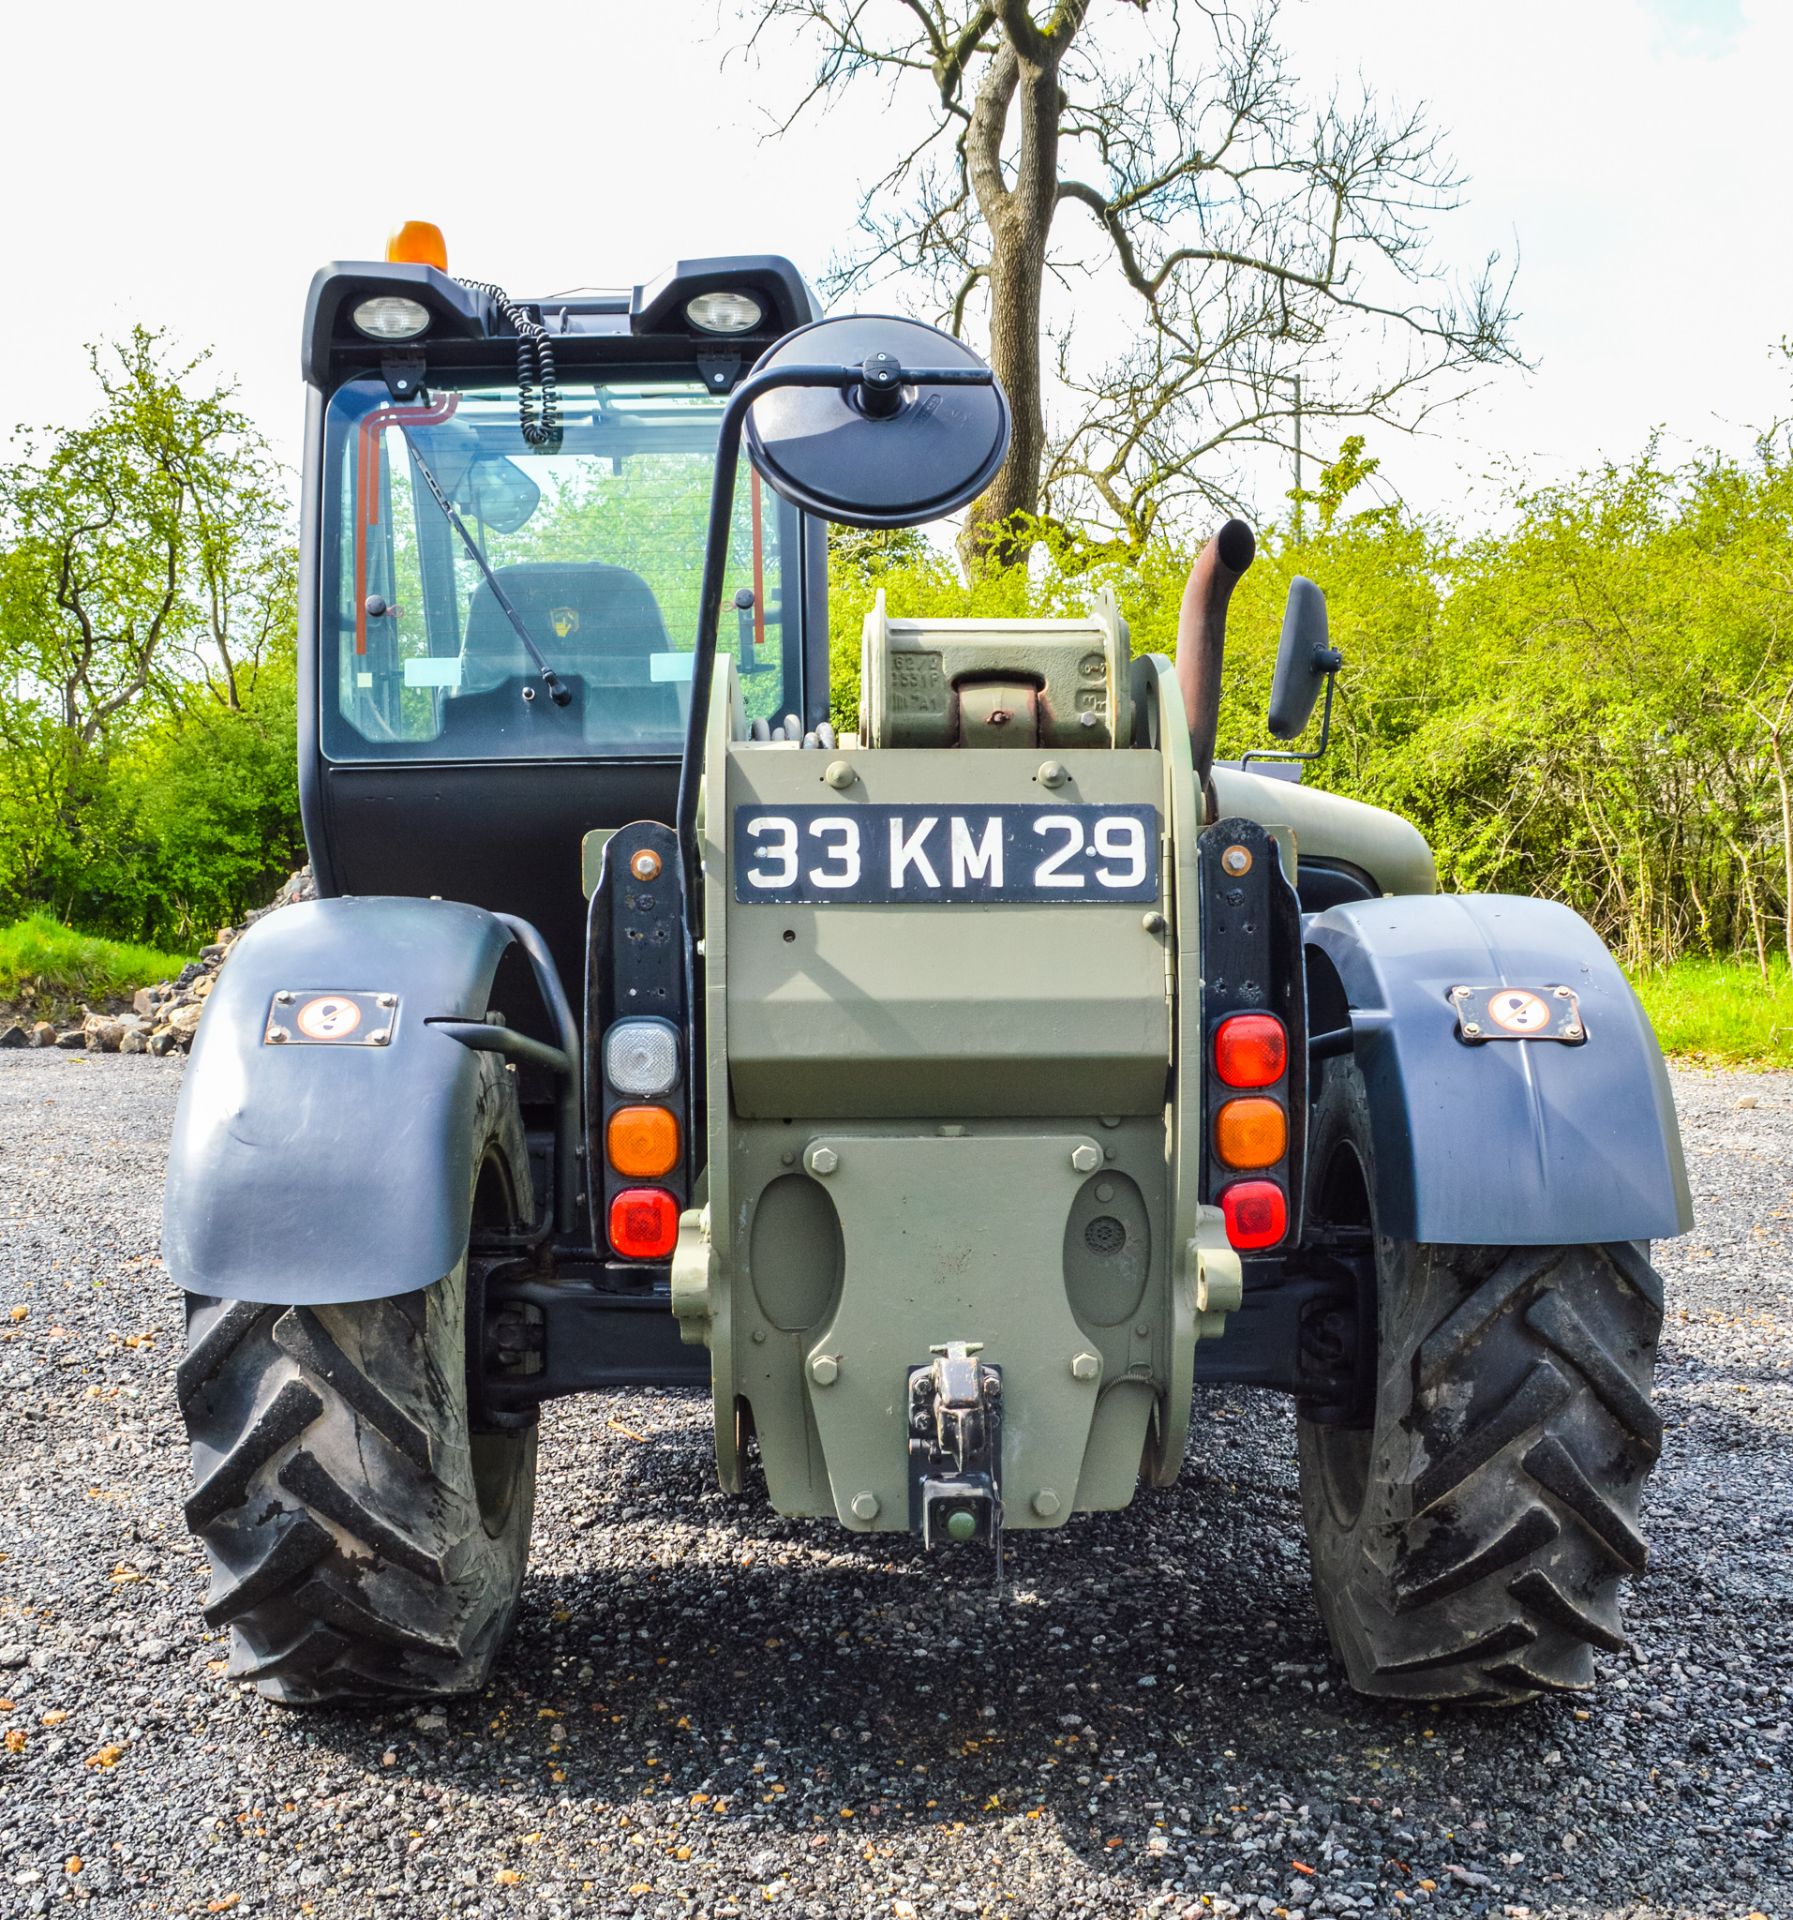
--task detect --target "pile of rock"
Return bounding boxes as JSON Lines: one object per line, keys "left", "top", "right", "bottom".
{"left": 1, "top": 868, "right": 315, "bottom": 1058}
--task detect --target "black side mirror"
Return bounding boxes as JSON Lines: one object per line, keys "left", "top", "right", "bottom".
{"left": 1267, "top": 576, "right": 1340, "bottom": 739}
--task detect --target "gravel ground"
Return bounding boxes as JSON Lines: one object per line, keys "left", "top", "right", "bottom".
{"left": 0, "top": 1054, "right": 1788, "bottom": 1920}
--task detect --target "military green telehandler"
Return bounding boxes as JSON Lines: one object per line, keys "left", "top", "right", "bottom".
{"left": 163, "top": 228, "right": 1689, "bottom": 1707}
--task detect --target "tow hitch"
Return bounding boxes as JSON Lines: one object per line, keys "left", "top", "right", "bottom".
{"left": 907, "top": 1342, "right": 1005, "bottom": 1581}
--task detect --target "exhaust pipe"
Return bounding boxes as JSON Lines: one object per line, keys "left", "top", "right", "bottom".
{"left": 1175, "top": 518, "right": 1256, "bottom": 813}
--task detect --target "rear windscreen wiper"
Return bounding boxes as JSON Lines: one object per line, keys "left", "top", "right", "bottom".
{"left": 402, "top": 433, "right": 572, "bottom": 707}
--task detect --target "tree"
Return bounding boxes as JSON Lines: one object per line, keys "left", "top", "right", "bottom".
{"left": 0, "top": 328, "right": 297, "bottom": 913}
{"left": 750, "top": 0, "right": 1522, "bottom": 565}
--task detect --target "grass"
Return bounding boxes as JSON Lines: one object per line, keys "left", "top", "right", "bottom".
{"left": 0, "top": 910, "right": 1786, "bottom": 1067}
{"left": 0, "top": 913, "right": 192, "bottom": 1022}
{"left": 1628, "top": 956, "right": 1793, "bottom": 1069}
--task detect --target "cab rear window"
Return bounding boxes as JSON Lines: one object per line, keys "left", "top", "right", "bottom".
{"left": 321, "top": 378, "right": 800, "bottom": 759}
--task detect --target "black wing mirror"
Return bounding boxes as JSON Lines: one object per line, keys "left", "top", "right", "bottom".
{"left": 1243, "top": 576, "right": 1344, "bottom": 775}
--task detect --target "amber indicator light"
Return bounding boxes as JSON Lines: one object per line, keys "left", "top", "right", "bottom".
{"left": 1213, "top": 1096, "right": 1288, "bottom": 1169}
{"left": 1212, "top": 1013, "right": 1287, "bottom": 1088}
{"left": 607, "top": 1105, "right": 680, "bottom": 1179}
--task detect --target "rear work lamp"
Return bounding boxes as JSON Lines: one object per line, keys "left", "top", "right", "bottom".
{"left": 685, "top": 289, "right": 763, "bottom": 334}
{"left": 351, "top": 296, "right": 431, "bottom": 342}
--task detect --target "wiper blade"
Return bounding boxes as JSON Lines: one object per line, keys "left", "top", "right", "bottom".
{"left": 402, "top": 431, "right": 572, "bottom": 707}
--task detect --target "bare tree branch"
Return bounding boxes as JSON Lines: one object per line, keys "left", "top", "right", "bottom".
{"left": 748, "top": 0, "right": 1524, "bottom": 561}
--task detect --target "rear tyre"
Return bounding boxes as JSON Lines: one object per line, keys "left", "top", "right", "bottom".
{"left": 175, "top": 1055, "right": 536, "bottom": 1705}
{"left": 1296, "top": 1058, "right": 1664, "bottom": 1703}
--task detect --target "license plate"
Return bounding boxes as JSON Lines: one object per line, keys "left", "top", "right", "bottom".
{"left": 732, "top": 803, "right": 1160, "bottom": 905}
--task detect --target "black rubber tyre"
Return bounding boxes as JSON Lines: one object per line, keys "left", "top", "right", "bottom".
{"left": 1297, "top": 1058, "right": 1665, "bottom": 1703}
{"left": 175, "top": 1055, "right": 536, "bottom": 1706}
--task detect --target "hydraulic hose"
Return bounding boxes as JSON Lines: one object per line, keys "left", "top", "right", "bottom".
{"left": 1175, "top": 518, "right": 1256, "bottom": 814}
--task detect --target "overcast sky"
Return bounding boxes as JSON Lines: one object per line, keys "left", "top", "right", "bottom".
{"left": 2, "top": 0, "right": 1785, "bottom": 529}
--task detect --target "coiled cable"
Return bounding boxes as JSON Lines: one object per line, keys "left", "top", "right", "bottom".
{"left": 457, "top": 278, "right": 562, "bottom": 451}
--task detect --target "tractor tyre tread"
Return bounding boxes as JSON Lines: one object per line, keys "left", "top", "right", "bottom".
{"left": 1298, "top": 1061, "right": 1663, "bottom": 1705}
{"left": 177, "top": 1055, "right": 534, "bottom": 1706}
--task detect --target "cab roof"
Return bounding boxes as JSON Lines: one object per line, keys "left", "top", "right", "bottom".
{"left": 301, "top": 254, "right": 820, "bottom": 390}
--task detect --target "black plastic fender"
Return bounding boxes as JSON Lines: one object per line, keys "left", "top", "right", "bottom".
{"left": 162, "top": 897, "right": 517, "bottom": 1305}
{"left": 1305, "top": 894, "right": 1691, "bottom": 1245}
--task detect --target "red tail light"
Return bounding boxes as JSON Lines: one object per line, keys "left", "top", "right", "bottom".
{"left": 1213, "top": 1013, "right": 1287, "bottom": 1088}
{"left": 608, "top": 1188, "right": 679, "bottom": 1260}
{"left": 1219, "top": 1179, "right": 1288, "bottom": 1250}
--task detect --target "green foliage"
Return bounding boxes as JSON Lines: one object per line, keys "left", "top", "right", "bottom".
{"left": 0, "top": 913, "right": 189, "bottom": 1010}
{"left": 0, "top": 330, "right": 300, "bottom": 943}
{"left": 56, "top": 663, "right": 304, "bottom": 944}
{"left": 829, "top": 422, "right": 1793, "bottom": 972}
{"left": 1629, "top": 957, "right": 1793, "bottom": 1067}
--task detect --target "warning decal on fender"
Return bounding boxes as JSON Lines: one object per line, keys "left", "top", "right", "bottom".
{"left": 264, "top": 990, "right": 396, "bottom": 1047}
{"left": 1452, "top": 985, "right": 1585, "bottom": 1045}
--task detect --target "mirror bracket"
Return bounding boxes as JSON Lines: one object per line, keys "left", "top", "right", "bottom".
{"left": 1240, "top": 647, "right": 1343, "bottom": 775}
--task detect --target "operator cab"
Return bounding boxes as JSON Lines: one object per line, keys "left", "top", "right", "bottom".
{"left": 323, "top": 380, "right": 806, "bottom": 761}
{"left": 298, "top": 238, "right": 828, "bottom": 1009}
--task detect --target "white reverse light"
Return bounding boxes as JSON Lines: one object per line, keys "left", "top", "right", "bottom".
{"left": 351, "top": 295, "right": 432, "bottom": 341}
{"left": 685, "top": 289, "right": 764, "bottom": 335}
{"left": 604, "top": 1020, "right": 680, "bottom": 1097}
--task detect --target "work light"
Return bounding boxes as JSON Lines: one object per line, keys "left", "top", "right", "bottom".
{"left": 684, "top": 290, "right": 763, "bottom": 334}
{"left": 351, "top": 295, "right": 432, "bottom": 341}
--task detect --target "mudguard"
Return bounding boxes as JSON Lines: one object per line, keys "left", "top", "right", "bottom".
{"left": 162, "top": 897, "right": 516, "bottom": 1305}
{"left": 1306, "top": 894, "right": 1691, "bottom": 1246}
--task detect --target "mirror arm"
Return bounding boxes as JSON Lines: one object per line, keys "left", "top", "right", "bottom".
{"left": 1240, "top": 649, "right": 1342, "bottom": 775}
{"left": 676, "top": 359, "right": 995, "bottom": 890}
{"left": 673, "top": 356, "right": 996, "bottom": 1173}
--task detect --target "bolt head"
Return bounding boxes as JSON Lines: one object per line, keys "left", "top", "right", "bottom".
{"left": 809, "top": 1354, "right": 839, "bottom": 1387}
{"left": 1141, "top": 910, "right": 1166, "bottom": 934}
{"left": 265, "top": 1028, "right": 287, "bottom": 1044}
{"left": 629, "top": 848, "right": 662, "bottom": 882}
{"left": 1070, "top": 1144, "right": 1102, "bottom": 1174}
{"left": 1463, "top": 1022, "right": 1482, "bottom": 1037}
{"left": 1449, "top": 984, "right": 1472, "bottom": 1000}
{"left": 1038, "top": 760, "right": 1068, "bottom": 788}
{"left": 807, "top": 1144, "right": 839, "bottom": 1177}
{"left": 368, "top": 1028, "right": 391, "bottom": 1046}
{"left": 1031, "top": 1488, "right": 1062, "bottom": 1519}
{"left": 824, "top": 759, "right": 857, "bottom": 790}
{"left": 1221, "top": 844, "right": 1252, "bottom": 876}
{"left": 1554, "top": 984, "right": 1573, "bottom": 998}
{"left": 1070, "top": 1351, "right": 1100, "bottom": 1382}
{"left": 377, "top": 992, "right": 398, "bottom": 1009}
{"left": 1564, "top": 1023, "right": 1584, "bottom": 1039}
{"left": 849, "top": 1491, "right": 879, "bottom": 1522}
{"left": 275, "top": 990, "right": 295, "bottom": 1004}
